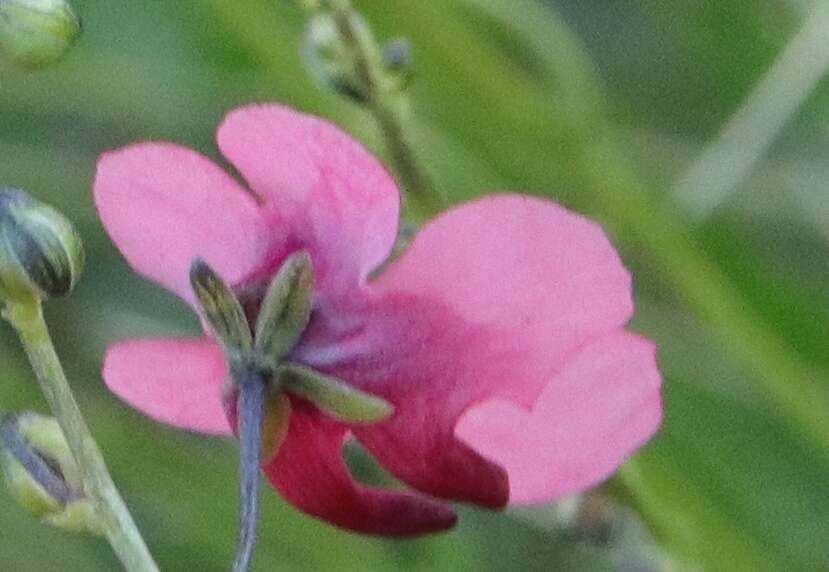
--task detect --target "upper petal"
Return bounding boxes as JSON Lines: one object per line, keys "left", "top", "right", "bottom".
{"left": 217, "top": 104, "right": 400, "bottom": 298}
{"left": 295, "top": 195, "right": 639, "bottom": 506}
{"left": 263, "top": 404, "right": 457, "bottom": 536}
{"left": 94, "top": 143, "right": 282, "bottom": 304}
{"left": 455, "top": 332, "right": 663, "bottom": 503}
{"left": 372, "top": 193, "right": 633, "bottom": 344}
{"left": 103, "top": 337, "right": 231, "bottom": 435}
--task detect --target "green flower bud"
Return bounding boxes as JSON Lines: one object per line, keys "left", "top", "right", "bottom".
{"left": 0, "top": 0, "right": 81, "bottom": 69}
{"left": 0, "top": 412, "right": 103, "bottom": 535}
{"left": 382, "top": 38, "right": 413, "bottom": 90}
{"left": 301, "top": 13, "right": 369, "bottom": 103}
{"left": 0, "top": 188, "right": 84, "bottom": 304}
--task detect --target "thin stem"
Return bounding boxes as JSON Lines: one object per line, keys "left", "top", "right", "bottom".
{"left": 231, "top": 367, "right": 266, "bottom": 572}
{"left": 3, "top": 300, "right": 158, "bottom": 572}
{"left": 325, "top": 0, "right": 444, "bottom": 218}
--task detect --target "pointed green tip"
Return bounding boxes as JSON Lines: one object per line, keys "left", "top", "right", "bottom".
{"left": 279, "top": 363, "right": 394, "bottom": 424}
{"left": 189, "top": 258, "right": 253, "bottom": 354}
{"left": 254, "top": 250, "right": 315, "bottom": 360}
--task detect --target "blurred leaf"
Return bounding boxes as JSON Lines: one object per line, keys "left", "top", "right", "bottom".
{"left": 625, "top": 375, "right": 829, "bottom": 571}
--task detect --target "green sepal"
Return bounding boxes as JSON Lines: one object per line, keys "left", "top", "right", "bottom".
{"left": 278, "top": 363, "right": 393, "bottom": 423}
{"left": 45, "top": 499, "right": 105, "bottom": 536}
{"left": 260, "top": 389, "right": 292, "bottom": 465}
{"left": 189, "top": 259, "right": 252, "bottom": 356}
{"left": 254, "top": 251, "right": 314, "bottom": 361}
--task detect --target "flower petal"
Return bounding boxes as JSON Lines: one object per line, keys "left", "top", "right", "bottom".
{"left": 455, "top": 332, "right": 663, "bottom": 503}
{"left": 295, "top": 194, "right": 638, "bottom": 506}
{"left": 102, "top": 337, "right": 231, "bottom": 435}
{"left": 94, "top": 143, "right": 282, "bottom": 303}
{"left": 373, "top": 194, "right": 633, "bottom": 343}
{"left": 217, "top": 104, "right": 400, "bottom": 297}
{"left": 264, "top": 404, "right": 457, "bottom": 536}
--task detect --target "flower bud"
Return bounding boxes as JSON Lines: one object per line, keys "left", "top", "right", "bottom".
{"left": 0, "top": 0, "right": 81, "bottom": 69}
{"left": 0, "top": 188, "right": 84, "bottom": 304}
{"left": 382, "top": 38, "right": 413, "bottom": 89}
{"left": 0, "top": 413, "right": 103, "bottom": 535}
{"left": 301, "top": 13, "right": 369, "bottom": 103}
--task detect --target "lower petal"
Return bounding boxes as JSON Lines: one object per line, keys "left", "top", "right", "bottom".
{"left": 103, "top": 337, "right": 231, "bottom": 435}
{"left": 264, "top": 404, "right": 457, "bottom": 536}
{"left": 455, "top": 332, "right": 663, "bottom": 503}
{"left": 296, "top": 296, "right": 511, "bottom": 509}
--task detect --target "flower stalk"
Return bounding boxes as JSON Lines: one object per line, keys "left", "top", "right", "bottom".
{"left": 3, "top": 300, "right": 158, "bottom": 572}
{"left": 0, "top": 188, "right": 156, "bottom": 571}
{"left": 305, "top": 0, "right": 443, "bottom": 219}
{"left": 190, "top": 254, "right": 395, "bottom": 571}
{"left": 231, "top": 364, "right": 267, "bottom": 572}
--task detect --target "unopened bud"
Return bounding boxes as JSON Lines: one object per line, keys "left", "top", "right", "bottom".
{"left": 0, "top": 0, "right": 81, "bottom": 69}
{"left": 382, "top": 38, "right": 413, "bottom": 89}
{"left": 0, "top": 188, "right": 84, "bottom": 304}
{"left": 0, "top": 413, "right": 102, "bottom": 535}
{"left": 301, "top": 13, "right": 369, "bottom": 103}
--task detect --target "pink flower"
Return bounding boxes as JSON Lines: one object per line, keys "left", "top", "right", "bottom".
{"left": 94, "top": 104, "right": 662, "bottom": 536}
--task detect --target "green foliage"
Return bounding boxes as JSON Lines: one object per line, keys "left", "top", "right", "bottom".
{"left": 1, "top": 0, "right": 827, "bottom": 570}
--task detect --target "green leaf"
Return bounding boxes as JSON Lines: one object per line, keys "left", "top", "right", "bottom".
{"left": 622, "top": 376, "right": 829, "bottom": 571}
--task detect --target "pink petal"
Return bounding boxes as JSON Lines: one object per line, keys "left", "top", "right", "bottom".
{"left": 264, "top": 404, "right": 457, "bottom": 536}
{"left": 103, "top": 337, "right": 231, "bottom": 435}
{"left": 372, "top": 194, "right": 633, "bottom": 343}
{"left": 294, "top": 195, "right": 637, "bottom": 506}
{"left": 455, "top": 332, "right": 663, "bottom": 503}
{"left": 217, "top": 104, "right": 400, "bottom": 298}
{"left": 94, "top": 143, "right": 283, "bottom": 304}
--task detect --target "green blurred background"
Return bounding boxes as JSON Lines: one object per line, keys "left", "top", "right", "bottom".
{"left": 2, "top": 0, "right": 828, "bottom": 570}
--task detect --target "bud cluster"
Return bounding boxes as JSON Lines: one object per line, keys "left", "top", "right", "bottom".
{"left": 301, "top": 4, "right": 413, "bottom": 104}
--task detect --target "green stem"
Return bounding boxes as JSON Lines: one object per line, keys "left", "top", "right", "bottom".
{"left": 325, "top": 0, "right": 444, "bottom": 218}
{"left": 3, "top": 300, "right": 158, "bottom": 572}
{"left": 231, "top": 367, "right": 266, "bottom": 572}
